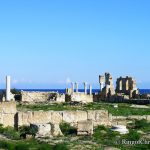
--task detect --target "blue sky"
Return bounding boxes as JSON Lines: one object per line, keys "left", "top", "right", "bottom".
{"left": 0, "top": 0, "right": 150, "bottom": 89}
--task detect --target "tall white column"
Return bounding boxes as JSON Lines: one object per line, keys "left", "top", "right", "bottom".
{"left": 83, "top": 82, "right": 87, "bottom": 94}
{"left": 75, "top": 82, "right": 78, "bottom": 93}
{"left": 71, "top": 82, "right": 74, "bottom": 93}
{"left": 6, "top": 76, "right": 11, "bottom": 101}
{"left": 89, "top": 84, "right": 92, "bottom": 95}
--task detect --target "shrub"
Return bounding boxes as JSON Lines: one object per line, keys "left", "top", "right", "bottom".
{"left": 11, "top": 88, "right": 21, "bottom": 95}
{"left": 134, "top": 119, "right": 149, "bottom": 130}
{"left": 19, "top": 125, "right": 38, "bottom": 138}
{"left": 60, "top": 122, "right": 77, "bottom": 136}
{"left": 124, "top": 129, "right": 141, "bottom": 141}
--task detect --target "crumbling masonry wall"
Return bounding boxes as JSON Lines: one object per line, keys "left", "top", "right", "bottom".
{"left": 18, "top": 110, "right": 111, "bottom": 127}
{"left": 21, "top": 91, "right": 65, "bottom": 103}
{"left": 0, "top": 102, "right": 111, "bottom": 128}
{"left": 0, "top": 102, "right": 17, "bottom": 127}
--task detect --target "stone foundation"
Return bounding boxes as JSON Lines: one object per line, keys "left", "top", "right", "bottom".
{"left": 17, "top": 109, "right": 111, "bottom": 127}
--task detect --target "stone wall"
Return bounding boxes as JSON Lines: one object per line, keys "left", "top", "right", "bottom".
{"left": 116, "top": 76, "right": 139, "bottom": 98}
{"left": 70, "top": 93, "right": 93, "bottom": 103}
{"left": 111, "top": 115, "right": 150, "bottom": 126}
{"left": 18, "top": 109, "right": 111, "bottom": 127}
{"left": 21, "top": 91, "right": 65, "bottom": 103}
{"left": 0, "top": 102, "right": 17, "bottom": 127}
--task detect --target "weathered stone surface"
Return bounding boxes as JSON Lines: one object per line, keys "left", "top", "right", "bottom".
{"left": 93, "top": 110, "right": 111, "bottom": 126}
{"left": 18, "top": 110, "right": 111, "bottom": 128}
{"left": 51, "top": 111, "right": 63, "bottom": 124}
{"left": 63, "top": 111, "right": 87, "bottom": 123}
{"left": 116, "top": 76, "right": 139, "bottom": 98}
{"left": 30, "top": 123, "right": 51, "bottom": 137}
{"left": 0, "top": 102, "right": 17, "bottom": 127}
{"left": 51, "top": 123, "right": 63, "bottom": 136}
{"left": 0, "top": 102, "right": 16, "bottom": 114}
{"left": 99, "top": 73, "right": 115, "bottom": 97}
{"left": 2, "top": 114, "right": 15, "bottom": 127}
{"left": 56, "top": 94, "right": 65, "bottom": 103}
{"left": 21, "top": 92, "right": 65, "bottom": 103}
{"left": 63, "top": 111, "right": 77, "bottom": 123}
{"left": 77, "top": 120, "right": 93, "bottom": 135}
{"left": 70, "top": 93, "right": 93, "bottom": 103}
{"left": 18, "top": 111, "right": 52, "bottom": 126}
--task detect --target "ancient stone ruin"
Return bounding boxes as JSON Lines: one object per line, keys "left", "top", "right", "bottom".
{"left": 116, "top": 76, "right": 139, "bottom": 98}
{"left": 0, "top": 102, "right": 111, "bottom": 137}
{"left": 99, "top": 73, "right": 115, "bottom": 98}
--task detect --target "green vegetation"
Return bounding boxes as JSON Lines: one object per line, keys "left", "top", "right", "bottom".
{"left": 19, "top": 125, "right": 38, "bottom": 138}
{"left": 0, "top": 120, "right": 150, "bottom": 149}
{"left": 93, "top": 119, "right": 150, "bottom": 149}
{"left": 60, "top": 122, "right": 77, "bottom": 136}
{"left": 17, "top": 102, "right": 150, "bottom": 116}
{"left": 0, "top": 139, "right": 53, "bottom": 150}
{"left": 11, "top": 88, "right": 21, "bottom": 95}
{"left": 0, "top": 124, "right": 20, "bottom": 140}
{"left": 53, "top": 143, "right": 69, "bottom": 150}
{"left": 0, "top": 124, "right": 69, "bottom": 150}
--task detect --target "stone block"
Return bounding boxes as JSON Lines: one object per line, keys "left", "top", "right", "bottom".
{"left": 77, "top": 120, "right": 93, "bottom": 135}
{"left": 51, "top": 123, "right": 63, "bottom": 136}
{"left": 30, "top": 123, "right": 51, "bottom": 137}
{"left": 51, "top": 111, "right": 63, "bottom": 124}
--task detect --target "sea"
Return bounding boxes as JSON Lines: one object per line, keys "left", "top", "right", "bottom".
{"left": 5, "top": 89, "right": 150, "bottom": 94}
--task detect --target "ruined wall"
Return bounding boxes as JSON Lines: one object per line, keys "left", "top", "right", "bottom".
{"left": 18, "top": 110, "right": 111, "bottom": 127}
{"left": 111, "top": 115, "right": 150, "bottom": 126}
{"left": 70, "top": 93, "right": 93, "bottom": 103}
{"left": 21, "top": 91, "right": 65, "bottom": 103}
{"left": 116, "top": 76, "right": 139, "bottom": 98}
{"left": 0, "top": 102, "right": 17, "bottom": 127}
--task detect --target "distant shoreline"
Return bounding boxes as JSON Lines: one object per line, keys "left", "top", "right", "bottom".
{"left": 0, "top": 89, "right": 150, "bottom": 94}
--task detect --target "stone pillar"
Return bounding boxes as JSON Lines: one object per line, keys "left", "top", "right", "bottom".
{"left": 89, "top": 85, "right": 92, "bottom": 95}
{"left": 100, "top": 83, "right": 104, "bottom": 92}
{"left": 83, "top": 82, "right": 87, "bottom": 94}
{"left": 71, "top": 82, "right": 74, "bottom": 93}
{"left": 6, "top": 76, "right": 11, "bottom": 101}
{"left": 75, "top": 82, "right": 78, "bottom": 93}
{"left": 99, "top": 75, "right": 105, "bottom": 92}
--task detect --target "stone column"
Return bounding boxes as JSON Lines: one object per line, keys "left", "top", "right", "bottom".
{"left": 6, "top": 76, "right": 11, "bottom": 101}
{"left": 83, "top": 82, "right": 87, "bottom": 94}
{"left": 71, "top": 82, "right": 74, "bottom": 94}
{"left": 99, "top": 75, "right": 105, "bottom": 92}
{"left": 89, "top": 84, "right": 92, "bottom": 95}
{"left": 75, "top": 82, "right": 78, "bottom": 93}
{"left": 100, "top": 83, "right": 104, "bottom": 92}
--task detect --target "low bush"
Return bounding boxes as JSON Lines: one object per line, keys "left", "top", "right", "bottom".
{"left": 60, "top": 122, "right": 77, "bottom": 136}
{"left": 19, "top": 125, "right": 38, "bottom": 138}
